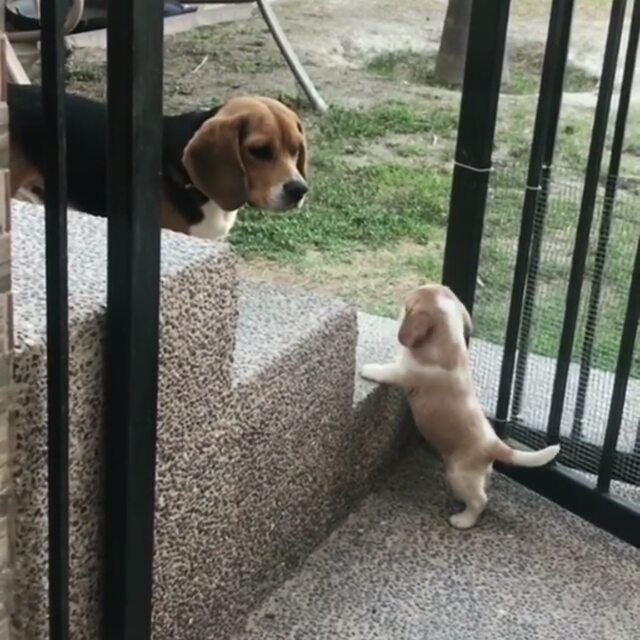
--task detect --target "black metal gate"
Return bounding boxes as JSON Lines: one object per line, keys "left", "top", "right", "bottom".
{"left": 443, "top": 0, "right": 640, "bottom": 548}
{"left": 40, "top": 0, "right": 164, "bottom": 638}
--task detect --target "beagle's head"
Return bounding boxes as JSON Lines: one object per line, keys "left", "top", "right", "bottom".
{"left": 182, "top": 96, "right": 308, "bottom": 213}
{"left": 398, "top": 284, "right": 473, "bottom": 350}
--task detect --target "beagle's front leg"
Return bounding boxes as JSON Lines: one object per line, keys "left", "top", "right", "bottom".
{"left": 360, "top": 362, "right": 405, "bottom": 386}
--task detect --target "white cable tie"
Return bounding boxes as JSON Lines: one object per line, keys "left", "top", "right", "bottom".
{"left": 453, "top": 160, "right": 493, "bottom": 173}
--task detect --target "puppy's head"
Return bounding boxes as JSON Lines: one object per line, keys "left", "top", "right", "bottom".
{"left": 398, "top": 284, "right": 472, "bottom": 349}
{"left": 182, "top": 96, "right": 308, "bottom": 212}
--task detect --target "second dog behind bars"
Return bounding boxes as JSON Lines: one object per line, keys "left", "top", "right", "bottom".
{"left": 360, "top": 284, "right": 560, "bottom": 529}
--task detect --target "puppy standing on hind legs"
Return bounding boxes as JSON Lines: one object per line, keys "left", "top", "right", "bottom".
{"left": 360, "top": 284, "right": 560, "bottom": 529}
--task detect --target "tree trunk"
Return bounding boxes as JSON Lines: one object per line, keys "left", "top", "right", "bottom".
{"left": 435, "top": 0, "right": 509, "bottom": 86}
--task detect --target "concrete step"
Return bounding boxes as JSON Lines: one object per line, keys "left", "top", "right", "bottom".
{"left": 236, "top": 443, "right": 640, "bottom": 640}
{"left": 154, "top": 279, "right": 358, "bottom": 638}
{"left": 10, "top": 204, "right": 410, "bottom": 640}
{"left": 11, "top": 202, "right": 238, "bottom": 640}
{"left": 154, "top": 284, "right": 410, "bottom": 640}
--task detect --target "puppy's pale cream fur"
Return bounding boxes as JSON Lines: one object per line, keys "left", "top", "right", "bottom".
{"left": 361, "top": 284, "right": 560, "bottom": 529}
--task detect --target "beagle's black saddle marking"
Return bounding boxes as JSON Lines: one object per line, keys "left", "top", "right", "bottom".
{"left": 8, "top": 83, "right": 216, "bottom": 227}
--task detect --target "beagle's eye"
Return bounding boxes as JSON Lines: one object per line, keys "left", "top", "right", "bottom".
{"left": 248, "top": 145, "right": 274, "bottom": 161}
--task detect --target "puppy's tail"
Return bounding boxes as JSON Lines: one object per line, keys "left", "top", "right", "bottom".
{"left": 492, "top": 440, "right": 560, "bottom": 468}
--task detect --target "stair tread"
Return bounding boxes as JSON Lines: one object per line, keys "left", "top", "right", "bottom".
{"left": 232, "top": 279, "right": 354, "bottom": 384}
{"left": 237, "top": 444, "right": 640, "bottom": 640}
{"left": 12, "top": 201, "right": 234, "bottom": 350}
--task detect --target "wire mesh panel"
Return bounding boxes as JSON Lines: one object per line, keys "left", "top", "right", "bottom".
{"left": 471, "top": 165, "right": 640, "bottom": 496}
{"left": 447, "top": 0, "right": 640, "bottom": 546}
{"left": 468, "top": 168, "right": 524, "bottom": 413}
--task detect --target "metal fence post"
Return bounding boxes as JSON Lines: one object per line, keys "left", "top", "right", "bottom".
{"left": 441, "top": 0, "right": 511, "bottom": 314}
{"left": 495, "top": 0, "right": 575, "bottom": 428}
{"left": 103, "top": 1, "right": 164, "bottom": 638}
{"left": 40, "top": 0, "right": 70, "bottom": 637}
{"left": 546, "top": 0, "right": 627, "bottom": 444}
{"left": 572, "top": 0, "right": 640, "bottom": 439}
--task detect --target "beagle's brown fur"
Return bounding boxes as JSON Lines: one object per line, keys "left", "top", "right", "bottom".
{"left": 8, "top": 84, "right": 309, "bottom": 239}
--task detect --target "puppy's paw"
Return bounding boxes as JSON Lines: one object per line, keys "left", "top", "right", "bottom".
{"left": 449, "top": 511, "right": 479, "bottom": 530}
{"left": 360, "top": 363, "right": 387, "bottom": 383}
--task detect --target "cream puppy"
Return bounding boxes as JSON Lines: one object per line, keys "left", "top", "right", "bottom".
{"left": 361, "top": 284, "right": 560, "bottom": 529}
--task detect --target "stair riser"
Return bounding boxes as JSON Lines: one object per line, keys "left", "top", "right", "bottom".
{"left": 154, "top": 309, "right": 357, "bottom": 639}
{"left": 12, "top": 249, "right": 238, "bottom": 640}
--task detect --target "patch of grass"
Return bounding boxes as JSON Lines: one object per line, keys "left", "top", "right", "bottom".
{"left": 171, "top": 23, "right": 283, "bottom": 74}
{"left": 473, "top": 170, "right": 640, "bottom": 376}
{"left": 494, "top": 104, "right": 601, "bottom": 176}
{"left": 365, "top": 50, "right": 436, "bottom": 85}
{"left": 230, "top": 101, "right": 456, "bottom": 259}
{"left": 240, "top": 239, "right": 444, "bottom": 318}
{"left": 506, "top": 44, "right": 599, "bottom": 95}
{"left": 232, "top": 161, "right": 451, "bottom": 258}
{"left": 66, "top": 60, "right": 105, "bottom": 84}
{"left": 623, "top": 106, "right": 640, "bottom": 157}
{"left": 318, "top": 102, "right": 458, "bottom": 142}
{"left": 365, "top": 45, "right": 598, "bottom": 95}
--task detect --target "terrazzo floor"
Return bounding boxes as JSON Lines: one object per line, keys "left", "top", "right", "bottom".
{"left": 236, "top": 443, "right": 640, "bottom": 640}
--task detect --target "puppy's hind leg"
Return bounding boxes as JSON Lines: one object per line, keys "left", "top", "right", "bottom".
{"left": 446, "top": 466, "right": 488, "bottom": 530}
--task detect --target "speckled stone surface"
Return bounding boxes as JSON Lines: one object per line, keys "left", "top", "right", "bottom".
{"left": 188, "top": 307, "right": 410, "bottom": 640}
{"left": 351, "top": 313, "right": 412, "bottom": 501}
{"left": 237, "top": 443, "right": 640, "bottom": 640}
{"left": 10, "top": 209, "right": 412, "bottom": 640}
{"left": 11, "top": 202, "right": 237, "bottom": 640}
{"left": 165, "top": 280, "right": 357, "bottom": 639}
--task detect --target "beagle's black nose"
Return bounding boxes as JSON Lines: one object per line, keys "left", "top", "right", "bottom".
{"left": 283, "top": 180, "right": 309, "bottom": 203}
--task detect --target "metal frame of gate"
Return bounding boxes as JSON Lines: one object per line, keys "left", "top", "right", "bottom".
{"left": 33, "top": 0, "right": 640, "bottom": 638}
{"left": 40, "top": 0, "right": 163, "bottom": 638}
{"left": 442, "top": 0, "right": 640, "bottom": 549}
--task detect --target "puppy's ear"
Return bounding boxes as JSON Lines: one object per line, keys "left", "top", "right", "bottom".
{"left": 297, "top": 125, "right": 308, "bottom": 179}
{"left": 459, "top": 302, "right": 473, "bottom": 342}
{"left": 441, "top": 285, "right": 473, "bottom": 342}
{"left": 183, "top": 114, "right": 248, "bottom": 211}
{"left": 398, "top": 310, "right": 433, "bottom": 349}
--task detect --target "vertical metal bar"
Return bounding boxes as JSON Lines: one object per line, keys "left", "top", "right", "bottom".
{"left": 441, "top": 0, "right": 511, "bottom": 314}
{"left": 495, "top": 0, "right": 575, "bottom": 429}
{"left": 510, "top": 168, "right": 549, "bottom": 418}
{"left": 597, "top": 231, "right": 640, "bottom": 492}
{"left": 510, "top": 1, "right": 574, "bottom": 420}
{"left": 572, "top": 0, "right": 640, "bottom": 440}
{"left": 546, "top": 0, "right": 627, "bottom": 444}
{"left": 103, "top": 0, "right": 164, "bottom": 638}
{"left": 40, "top": 0, "right": 70, "bottom": 638}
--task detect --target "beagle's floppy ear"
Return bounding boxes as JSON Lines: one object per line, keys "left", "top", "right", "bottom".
{"left": 182, "top": 114, "right": 248, "bottom": 211}
{"left": 398, "top": 310, "right": 433, "bottom": 349}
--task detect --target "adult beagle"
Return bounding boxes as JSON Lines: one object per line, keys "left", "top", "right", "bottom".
{"left": 8, "top": 84, "right": 308, "bottom": 239}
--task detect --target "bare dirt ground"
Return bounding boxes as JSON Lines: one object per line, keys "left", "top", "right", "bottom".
{"left": 66, "top": 0, "right": 628, "bottom": 110}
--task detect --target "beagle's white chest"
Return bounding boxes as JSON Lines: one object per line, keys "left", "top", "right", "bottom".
{"left": 189, "top": 200, "right": 238, "bottom": 240}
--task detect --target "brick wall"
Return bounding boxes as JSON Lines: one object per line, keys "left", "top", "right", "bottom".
{"left": 0, "top": 3, "right": 14, "bottom": 638}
